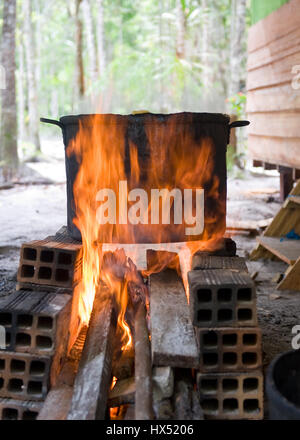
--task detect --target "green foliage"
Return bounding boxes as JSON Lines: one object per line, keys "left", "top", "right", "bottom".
{"left": 227, "top": 92, "right": 246, "bottom": 118}
{"left": 251, "top": 0, "right": 289, "bottom": 24}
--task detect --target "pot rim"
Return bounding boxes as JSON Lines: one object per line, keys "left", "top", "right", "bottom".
{"left": 59, "top": 112, "right": 231, "bottom": 127}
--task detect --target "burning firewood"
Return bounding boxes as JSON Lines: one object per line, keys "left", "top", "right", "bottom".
{"left": 134, "top": 302, "right": 154, "bottom": 420}
{"left": 67, "top": 283, "right": 117, "bottom": 420}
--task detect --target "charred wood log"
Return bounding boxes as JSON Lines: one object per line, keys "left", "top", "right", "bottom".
{"left": 37, "top": 326, "right": 88, "bottom": 420}
{"left": 108, "top": 377, "right": 135, "bottom": 407}
{"left": 67, "top": 283, "right": 117, "bottom": 420}
{"left": 135, "top": 303, "right": 154, "bottom": 420}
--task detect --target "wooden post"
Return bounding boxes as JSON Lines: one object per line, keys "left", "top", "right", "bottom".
{"left": 279, "top": 166, "right": 294, "bottom": 202}
{"left": 135, "top": 303, "right": 154, "bottom": 420}
{"left": 67, "top": 283, "right": 117, "bottom": 420}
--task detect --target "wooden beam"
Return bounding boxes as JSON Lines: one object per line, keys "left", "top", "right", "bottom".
{"left": 247, "top": 85, "right": 300, "bottom": 113}
{"left": 248, "top": 136, "right": 300, "bottom": 171}
{"left": 279, "top": 167, "right": 294, "bottom": 202}
{"left": 256, "top": 236, "right": 300, "bottom": 265}
{"left": 135, "top": 303, "right": 154, "bottom": 420}
{"left": 149, "top": 269, "right": 199, "bottom": 368}
{"left": 248, "top": 113, "right": 300, "bottom": 139}
{"left": 248, "top": 26, "right": 300, "bottom": 71}
{"left": 277, "top": 256, "right": 300, "bottom": 290}
{"left": 67, "top": 284, "right": 117, "bottom": 420}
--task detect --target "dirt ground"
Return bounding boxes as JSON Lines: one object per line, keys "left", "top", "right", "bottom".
{"left": 1, "top": 141, "right": 300, "bottom": 418}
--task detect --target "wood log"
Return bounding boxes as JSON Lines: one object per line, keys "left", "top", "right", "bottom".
{"left": 108, "top": 377, "right": 135, "bottom": 407}
{"left": 37, "top": 325, "right": 88, "bottom": 420}
{"left": 149, "top": 269, "right": 199, "bottom": 368}
{"left": 135, "top": 303, "right": 154, "bottom": 420}
{"left": 37, "top": 360, "right": 77, "bottom": 420}
{"left": 112, "top": 347, "right": 134, "bottom": 380}
{"left": 67, "top": 284, "right": 117, "bottom": 420}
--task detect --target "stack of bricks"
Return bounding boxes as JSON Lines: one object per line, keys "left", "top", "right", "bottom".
{"left": 0, "top": 229, "right": 82, "bottom": 420}
{"left": 188, "top": 255, "right": 263, "bottom": 419}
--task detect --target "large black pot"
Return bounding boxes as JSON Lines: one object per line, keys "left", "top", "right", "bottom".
{"left": 41, "top": 112, "right": 249, "bottom": 243}
{"left": 266, "top": 350, "right": 300, "bottom": 420}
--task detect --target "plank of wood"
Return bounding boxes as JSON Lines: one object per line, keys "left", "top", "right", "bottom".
{"left": 67, "top": 285, "right": 116, "bottom": 420}
{"left": 277, "top": 256, "right": 300, "bottom": 290}
{"left": 247, "top": 51, "right": 299, "bottom": 91}
{"left": 248, "top": 113, "right": 300, "bottom": 138}
{"left": 263, "top": 181, "right": 300, "bottom": 237}
{"left": 247, "top": 86, "right": 300, "bottom": 113}
{"left": 256, "top": 236, "right": 300, "bottom": 265}
{"left": 250, "top": 243, "right": 275, "bottom": 261}
{"left": 149, "top": 269, "right": 199, "bottom": 369}
{"left": 226, "top": 219, "right": 272, "bottom": 233}
{"left": 248, "top": 135, "right": 300, "bottom": 170}
{"left": 248, "top": 0, "right": 300, "bottom": 53}
{"left": 284, "top": 195, "right": 300, "bottom": 208}
{"left": 248, "top": 26, "right": 300, "bottom": 71}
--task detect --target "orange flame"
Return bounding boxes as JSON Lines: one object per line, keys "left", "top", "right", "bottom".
{"left": 67, "top": 113, "right": 225, "bottom": 347}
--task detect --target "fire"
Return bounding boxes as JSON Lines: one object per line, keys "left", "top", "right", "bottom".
{"left": 67, "top": 113, "right": 225, "bottom": 346}
{"left": 110, "top": 376, "right": 118, "bottom": 390}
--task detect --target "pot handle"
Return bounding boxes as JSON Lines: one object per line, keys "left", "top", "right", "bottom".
{"left": 40, "top": 118, "right": 63, "bottom": 129}
{"left": 229, "top": 120, "right": 250, "bottom": 129}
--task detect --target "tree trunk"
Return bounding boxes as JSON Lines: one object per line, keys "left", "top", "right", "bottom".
{"left": 96, "top": 0, "right": 106, "bottom": 75}
{"left": 201, "top": 0, "right": 210, "bottom": 99}
{"left": 18, "top": 39, "right": 26, "bottom": 142}
{"left": 0, "top": 0, "right": 18, "bottom": 181}
{"left": 176, "top": 0, "right": 185, "bottom": 59}
{"left": 228, "top": 0, "right": 247, "bottom": 98}
{"left": 34, "top": 0, "right": 42, "bottom": 85}
{"left": 82, "top": 0, "right": 98, "bottom": 84}
{"left": 23, "top": 0, "right": 41, "bottom": 152}
{"left": 75, "top": 0, "right": 85, "bottom": 101}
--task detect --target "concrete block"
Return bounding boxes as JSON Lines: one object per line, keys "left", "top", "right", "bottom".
{"left": 17, "top": 238, "right": 82, "bottom": 289}
{"left": 188, "top": 270, "right": 257, "bottom": 327}
{"left": 0, "top": 398, "right": 42, "bottom": 420}
{"left": 192, "top": 256, "right": 248, "bottom": 272}
{"left": 0, "top": 351, "right": 51, "bottom": 401}
{"left": 197, "top": 371, "right": 263, "bottom": 420}
{"left": 197, "top": 327, "right": 262, "bottom": 372}
{"left": 0, "top": 290, "right": 72, "bottom": 385}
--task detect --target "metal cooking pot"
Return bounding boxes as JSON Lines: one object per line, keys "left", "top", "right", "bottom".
{"left": 41, "top": 112, "right": 249, "bottom": 243}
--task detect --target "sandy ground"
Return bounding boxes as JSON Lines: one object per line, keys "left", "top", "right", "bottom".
{"left": 1, "top": 142, "right": 300, "bottom": 417}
